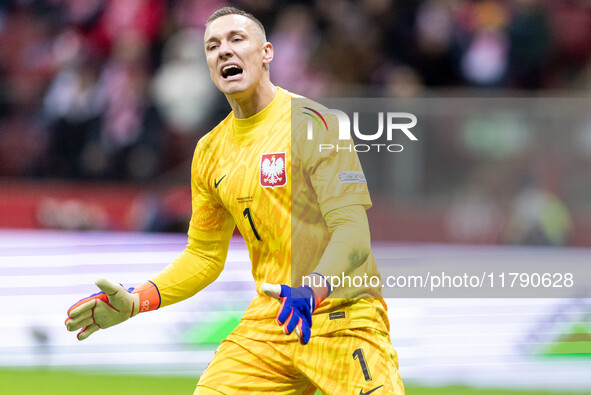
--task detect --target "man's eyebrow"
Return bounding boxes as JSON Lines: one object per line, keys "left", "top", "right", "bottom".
{"left": 205, "top": 29, "right": 248, "bottom": 43}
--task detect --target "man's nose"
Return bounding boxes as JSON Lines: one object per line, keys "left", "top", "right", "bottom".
{"left": 218, "top": 41, "right": 232, "bottom": 59}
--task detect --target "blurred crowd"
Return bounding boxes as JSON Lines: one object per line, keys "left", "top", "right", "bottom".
{"left": 1, "top": 0, "right": 591, "bottom": 180}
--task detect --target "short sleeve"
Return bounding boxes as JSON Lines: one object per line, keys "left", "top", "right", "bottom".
{"left": 301, "top": 113, "right": 372, "bottom": 216}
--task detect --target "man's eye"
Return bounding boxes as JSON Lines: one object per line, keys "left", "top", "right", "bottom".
{"left": 232, "top": 37, "right": 242, "bottom": 42}
{"left": 208, "top": 44, "right": 218, "bottom": 51}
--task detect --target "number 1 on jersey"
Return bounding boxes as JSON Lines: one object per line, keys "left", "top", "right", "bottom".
{"left": 353, "top": 348, "right": 372, "bottom": 381}
{"left": 243, "top": 208, "right": 261, "bottom": 241}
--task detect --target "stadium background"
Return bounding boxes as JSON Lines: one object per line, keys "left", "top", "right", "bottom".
{"left": 1, "top": 0, "right": 590, "bottom": 394}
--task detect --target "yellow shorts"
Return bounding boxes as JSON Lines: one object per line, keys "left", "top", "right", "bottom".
{"left": 195, "top": 327, "right": 404, "bottom": 395}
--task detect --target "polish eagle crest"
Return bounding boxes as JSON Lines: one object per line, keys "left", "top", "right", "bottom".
{"left": 260, "top": 152, "right": 287, "bottom": 188}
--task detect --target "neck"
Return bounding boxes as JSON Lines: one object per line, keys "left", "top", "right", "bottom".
{"left": 226, "top": 79, "right": 276, "bottom": 119}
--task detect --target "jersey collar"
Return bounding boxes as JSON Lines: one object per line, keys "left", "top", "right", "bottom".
{"left": 231, "top": 87, "right": 286, "bottom": 144}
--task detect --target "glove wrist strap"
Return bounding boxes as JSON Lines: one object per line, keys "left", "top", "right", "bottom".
{"left": 309, "top": 272, "right": 331, "bottom": 310}
{"left": 131, "top": 281, "right": 161, "bottom": 314}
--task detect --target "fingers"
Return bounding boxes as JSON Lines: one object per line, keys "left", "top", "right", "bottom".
{"left": 77, "top": 323, "right": 100, "bottom": 341}
{"left": 68, "top": 299, "right": 97, "bottom": 319}
{"left": 66, "top": 304, "right": 95, "bottom": 331}
{"left": 267, "top": 284, "right": 313, "bottom": 345}
{"left": 66, "top": 279, "right": 114, "bottom": 318}
{"left": 66, "top": 291, "right": 109, "bottom": 330}
{"left": 262, "top": 283, "right": 282, "bottom": 299}
{"left": 296, "top": 320, "right": 311, "bottom": 345}
{"left": 95, "top": 278, "right": 123, "bottom": 295}
{"left": 284, "top": 310, "right": 300, "bottom": 335}
{"left": 276, "top": 297, "right": 291, "bottom": 325}
{"left": 65, "top": 279, "right": 128, "bottom": 340}
{"left": 67, "top": 292, "right": 107, "bottom": 316}
{"left": 281, "top": 311, "right": 311, "bottom": 344}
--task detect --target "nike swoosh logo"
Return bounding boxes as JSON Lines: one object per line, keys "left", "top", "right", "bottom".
{"left": 214, "top": 175, "right": 226, "bottom": 189}
{"left": 360, "top": 385, "right": 383, "bottom": 395}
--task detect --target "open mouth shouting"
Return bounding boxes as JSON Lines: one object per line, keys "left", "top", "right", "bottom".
{"left": 221, "top": 64, "right": 243, "bottom": 80}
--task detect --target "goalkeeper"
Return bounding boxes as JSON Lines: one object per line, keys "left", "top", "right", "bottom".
{"left": 65, "top": 6, "right": 404, "bottom": 395}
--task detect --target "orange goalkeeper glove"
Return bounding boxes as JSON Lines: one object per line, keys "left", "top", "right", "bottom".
{"left": 65, "top": 278, "right": 159, "bottom": 340}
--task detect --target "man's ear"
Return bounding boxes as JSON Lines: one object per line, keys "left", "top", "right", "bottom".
{"left": 262, "top": 42, "right": 274, "bottom": 66}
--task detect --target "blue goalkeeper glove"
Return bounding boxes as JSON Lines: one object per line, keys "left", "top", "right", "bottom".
{"left": 262, "top": 278, "right": 330, "bottom": 345}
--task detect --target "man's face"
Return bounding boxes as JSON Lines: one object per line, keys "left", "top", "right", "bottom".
{"left": 204, "top": 14, "right": 271, "bottom": 96}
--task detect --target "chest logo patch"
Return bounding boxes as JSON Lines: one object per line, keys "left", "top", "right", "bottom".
{"left": 260, "top": 152, "right": 287, "bottom": 188}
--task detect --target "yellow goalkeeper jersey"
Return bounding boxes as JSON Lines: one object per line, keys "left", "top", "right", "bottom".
{"left": 155, "top": 87, "right": 389, "bottom": 341}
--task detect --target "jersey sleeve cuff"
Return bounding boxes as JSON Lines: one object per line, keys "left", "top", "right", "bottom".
{"left": 132, "top": 281, "right": 161, "bottom": 313}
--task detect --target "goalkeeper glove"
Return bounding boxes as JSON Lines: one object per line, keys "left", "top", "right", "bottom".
{"left": 262, "top": 274, "right": 330, "bottom": 345}
{"left": 65, "top": 278, "right": 159, "bottom": 340}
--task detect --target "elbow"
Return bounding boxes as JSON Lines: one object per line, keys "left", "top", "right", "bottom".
{"left": 348, "top": 239, "right": 371, "bottom": 270}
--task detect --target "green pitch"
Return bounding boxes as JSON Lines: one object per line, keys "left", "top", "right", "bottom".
{"left": 0, "top": 368, "right": 588, "bottom": 395}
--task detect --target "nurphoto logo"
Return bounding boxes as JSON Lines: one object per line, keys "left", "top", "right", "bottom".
{"left": 303, "top": 107, "right": 418, "bottom": 152}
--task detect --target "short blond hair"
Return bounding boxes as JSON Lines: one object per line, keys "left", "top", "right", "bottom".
{"left": 206, "top": 7, "right": 266, "bottom": 41}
